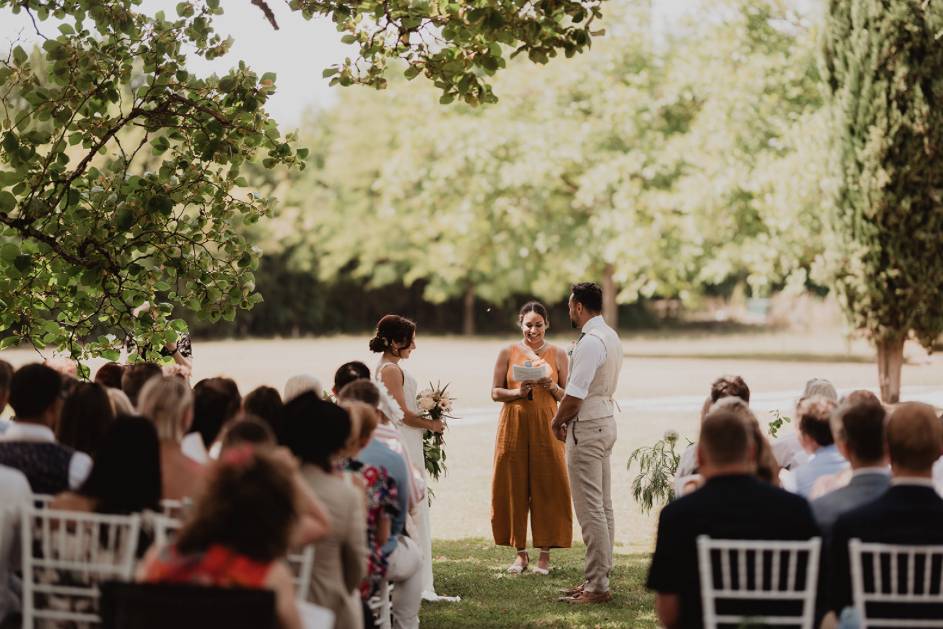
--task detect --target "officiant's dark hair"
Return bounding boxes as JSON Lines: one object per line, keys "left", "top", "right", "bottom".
{"left": 519, "top": 301, "right": 549, "bottom": 325}
{"left": 570, "top": 282, "right": 603, "bottom": 313}
{"left": 370, "top": 315, "right": 416, "bottom": 353}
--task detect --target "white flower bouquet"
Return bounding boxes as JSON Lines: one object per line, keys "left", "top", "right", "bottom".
{"left": 416, "top": 382, "right": 457, "bottom": 483}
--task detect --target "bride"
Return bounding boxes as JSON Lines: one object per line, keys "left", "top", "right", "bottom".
{"left": 370, "top": 314, "right": 447, "bottom": 600}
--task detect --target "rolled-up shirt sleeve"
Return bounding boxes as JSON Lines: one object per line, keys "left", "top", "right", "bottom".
{"left": 565, "top": 335, "right": 606, "bottom": 400}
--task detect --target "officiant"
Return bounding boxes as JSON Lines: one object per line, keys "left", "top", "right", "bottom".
{"left": 489, "top": 301, "right": 572, "bottom": 575}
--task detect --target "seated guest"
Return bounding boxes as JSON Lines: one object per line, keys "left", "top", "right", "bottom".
{"left": 333, "top": 362, "right": 371, "bottom": 397}
{"left": 283, "top": 392, "right": 367, "bottom": 629}
{"left": 338, "top": 380, "right": 425, "bottom": 511}
{"left": 50, "top": 416, "right": 161, "bottom": 515}
{"left": 121, "top": 362, "right": 162, "bottom": 409}
{"left": 808, "top": 390, "right": 884, "bottom": 499}
{"left": 283, "top": 374, "right": 323, "bottom": 404}
{"left": 222, "top": 415, "right": 277, "bottom": 452}
{"left": 828, "top": 402, "right": 943, "bottom": 623}
{"left": 712, "top": 396, "right": 780, "bottom": 487}
{"left": 0, "top": 464, "right": 30, "bottom": 626}
{"left": 794, "top": 396, "right": 847, "bottom": 497}
{"left": 675, "top": 376, "right": 751, "bottom": 481}
{"left": 647, "top": 410, "right": 820, "bottom": 629}
{"left": 190, "top": 377, "right": 241, "bottom": 457}
{"left": 94, "top": 362, "right": 124, "bottom": 390}
{"left": 810, "top": 399, "right": 889, "bottom": 538}
{"left": 56, "top": 382, "right": 116, "bottom": 458}
{"left": 772, "top": 378, "right": 838, "bottom": 471}
{"left": 242, "top": 386, "right": 284, "bottom": 441}
{"left": 342, "top": 391, "right": 423, "bottom": 629}
{"left": 138, "top": 447, "right": 304, "bottom": 629}
{"left": 137, "top": 376, "right": 206, "bottom": 501}
{"left": 0, "top": 359, "right": 13, "bottom": 433}
{"left": 0, "top": 364, "right": 92, "bottom": 493}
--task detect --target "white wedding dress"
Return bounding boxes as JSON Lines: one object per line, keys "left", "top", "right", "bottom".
{"left": 375, "top": 360, "right": 443, "bottom": 599}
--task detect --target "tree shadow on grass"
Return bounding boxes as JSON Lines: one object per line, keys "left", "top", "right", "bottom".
{"left": 421, "top": 539, "right": 657, "bottom": 629}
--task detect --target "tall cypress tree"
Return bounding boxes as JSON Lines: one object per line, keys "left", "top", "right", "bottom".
{"left": 822, "top": 0, "right": 943, "bottom": 402}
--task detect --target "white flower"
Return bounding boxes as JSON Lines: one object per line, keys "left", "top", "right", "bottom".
{"left": 418, "top": 396, "right": 436, "bottom": 411}
{"left": 418, "top": 388, "right": 434, "bottom": 398}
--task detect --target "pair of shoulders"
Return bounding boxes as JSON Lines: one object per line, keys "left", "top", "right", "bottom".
{"left": 832, "top": 485, "right": 943, "bottom": 539}
{"left": 661, "top": 476, "right": 816, "bottom": 532}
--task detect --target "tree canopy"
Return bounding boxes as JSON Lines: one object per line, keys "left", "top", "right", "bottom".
{"left": 0, "top": 0, "right": 607, "bottom": 359}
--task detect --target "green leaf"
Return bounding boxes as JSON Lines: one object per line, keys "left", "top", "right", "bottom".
{"left": 0, "top": 243, "right": 18, "bottom": 261}
{"left": 322, "top": 68, "right": 339, "bottom": 78}
{"left": 0, "top": 191, "right": 15, "bottom": 212}
{"left": 12, "top": 46, "right": 27, "bottom": 66}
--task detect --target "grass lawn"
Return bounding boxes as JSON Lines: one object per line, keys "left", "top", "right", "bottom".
{"left": 421, "top": 539, "right": 657, "bottom": 628}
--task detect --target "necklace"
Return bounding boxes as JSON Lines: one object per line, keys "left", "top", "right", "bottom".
{"left": 521, "top": 340, "right": 547, "bottom": 355}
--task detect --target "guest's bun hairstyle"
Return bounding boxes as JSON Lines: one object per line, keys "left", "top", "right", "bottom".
{"left": 886, "top": 402, "right": 943, "bottom": 471}
{"left": 10, "top": 363, "right": 63, "bottom": 419}
{"left": 796, "top": 395, "right": 838, "bottom": 447}
{"left": 175, "top": 446, "right": 297, "bottom": 563}
{"left": 281, "top": 391, "right": 351, "bottom": 472}
{"left": 334, "top": 361, "right": 371, "bottom": 392}
{"left": 699, "top": 410, "right": 754, "bottom": 467}
{"left": 518, "top": 301, "right": 550, "bottom": 325}
{"left": 369, "top": 315, "right": 417, "bottom": 354}
{"left": 710, "top": 375, "right": 750, "bottom": 404}
{"left": 570, "top": 282, "right": 603, "bottom": 313}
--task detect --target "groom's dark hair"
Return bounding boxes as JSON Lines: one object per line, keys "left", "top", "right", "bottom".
{"left": 571, "top": 282, "right": 603, "bottom": 313}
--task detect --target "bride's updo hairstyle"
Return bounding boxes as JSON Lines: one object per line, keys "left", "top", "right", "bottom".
{"left": 369, "top": 315, "right": 417, "bottom": 354}
{"left": 518, "top": 301, "right": 549, "bottom": 326}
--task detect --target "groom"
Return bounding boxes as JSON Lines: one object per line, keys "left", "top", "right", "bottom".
{"left": 551, "top": 282, "right": 623, "bottom": 605}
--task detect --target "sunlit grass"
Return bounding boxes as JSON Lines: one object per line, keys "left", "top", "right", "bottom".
{"left": 421, "top": 539, "right": 656, "bottom": 628}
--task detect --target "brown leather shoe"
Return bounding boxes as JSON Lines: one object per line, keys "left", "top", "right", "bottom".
{"left": 557, "top": 582, "right": 586, "bottom": 597}
{"left": 563, "top": 590, "right": 612, "bottom": 605}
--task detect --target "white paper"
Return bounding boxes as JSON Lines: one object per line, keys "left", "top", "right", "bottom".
{"left": 512, "top": 363, "right": 549, "bottom": 382}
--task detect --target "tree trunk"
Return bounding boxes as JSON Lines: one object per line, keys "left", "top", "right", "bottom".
{"left": 876, "top": 335, "right": 905, "bottom": 403}
{"left": 462, "top": 284, "right": 476, "bottom": 336}
{"left": 602, "top": 264, "right": 618, "bottom": 329}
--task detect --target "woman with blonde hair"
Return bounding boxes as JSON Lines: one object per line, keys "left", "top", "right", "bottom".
{"left": 137, "top": 376, "right": 206, "bottom": 500}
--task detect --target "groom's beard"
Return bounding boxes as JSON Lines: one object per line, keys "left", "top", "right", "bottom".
{"left": 571, "top": 318, "right": 578, "bottom": 329}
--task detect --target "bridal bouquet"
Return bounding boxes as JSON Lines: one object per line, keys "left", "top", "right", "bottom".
{"left": 417, "top": 382, "right": 457, "bottom": 483}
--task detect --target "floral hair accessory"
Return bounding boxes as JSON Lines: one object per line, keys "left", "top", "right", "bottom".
{"left": 220, "top": 444, "right": 254, "bottom": 469}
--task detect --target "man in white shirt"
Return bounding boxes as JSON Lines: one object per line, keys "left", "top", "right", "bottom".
{"left": 551, "top": 282, "right": 623, "bottom": 605}
{"left": 0, "top": 364, "right": 91, "bottom": 494}
{"left": 0, "top": 464, "right": 30, "bottom": 626}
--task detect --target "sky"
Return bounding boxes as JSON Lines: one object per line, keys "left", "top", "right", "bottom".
{"left": 0, "top": 0, "right": 700, "bottom": 129}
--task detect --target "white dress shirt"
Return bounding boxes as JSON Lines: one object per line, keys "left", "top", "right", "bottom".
{"left": 565, "top": 315, "right": 608, "bottom": 400}
{"left": 2, "top": 423, "right": 92, "bottom": 490}
{"left": 0, "top": 464, "right": 31, "bottom": 623}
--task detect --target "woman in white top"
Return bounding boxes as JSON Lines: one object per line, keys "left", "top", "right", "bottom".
{"left": 370, "top": 315, "right": 444, "bottom": 599}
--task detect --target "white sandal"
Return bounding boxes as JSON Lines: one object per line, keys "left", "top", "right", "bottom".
{"left": 506, "top": 551, "right": 529, "bottom": 574}
{"left": 532, "top": 551, "right": 551, "bottom": 575}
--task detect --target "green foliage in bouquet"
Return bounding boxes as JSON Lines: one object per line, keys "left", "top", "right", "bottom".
{"left": 417, "top": 381, "right": 456, "bottom": 488}
{"left": 627, "top": 430, "right": 685, "bottom": 514}
{"left": 767, "top": 409, "right": 792, "bottom": 439}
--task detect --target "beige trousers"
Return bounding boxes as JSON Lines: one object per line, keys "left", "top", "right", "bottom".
{"left": 566, "top": 415, "right": 617, "bottom": 593}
